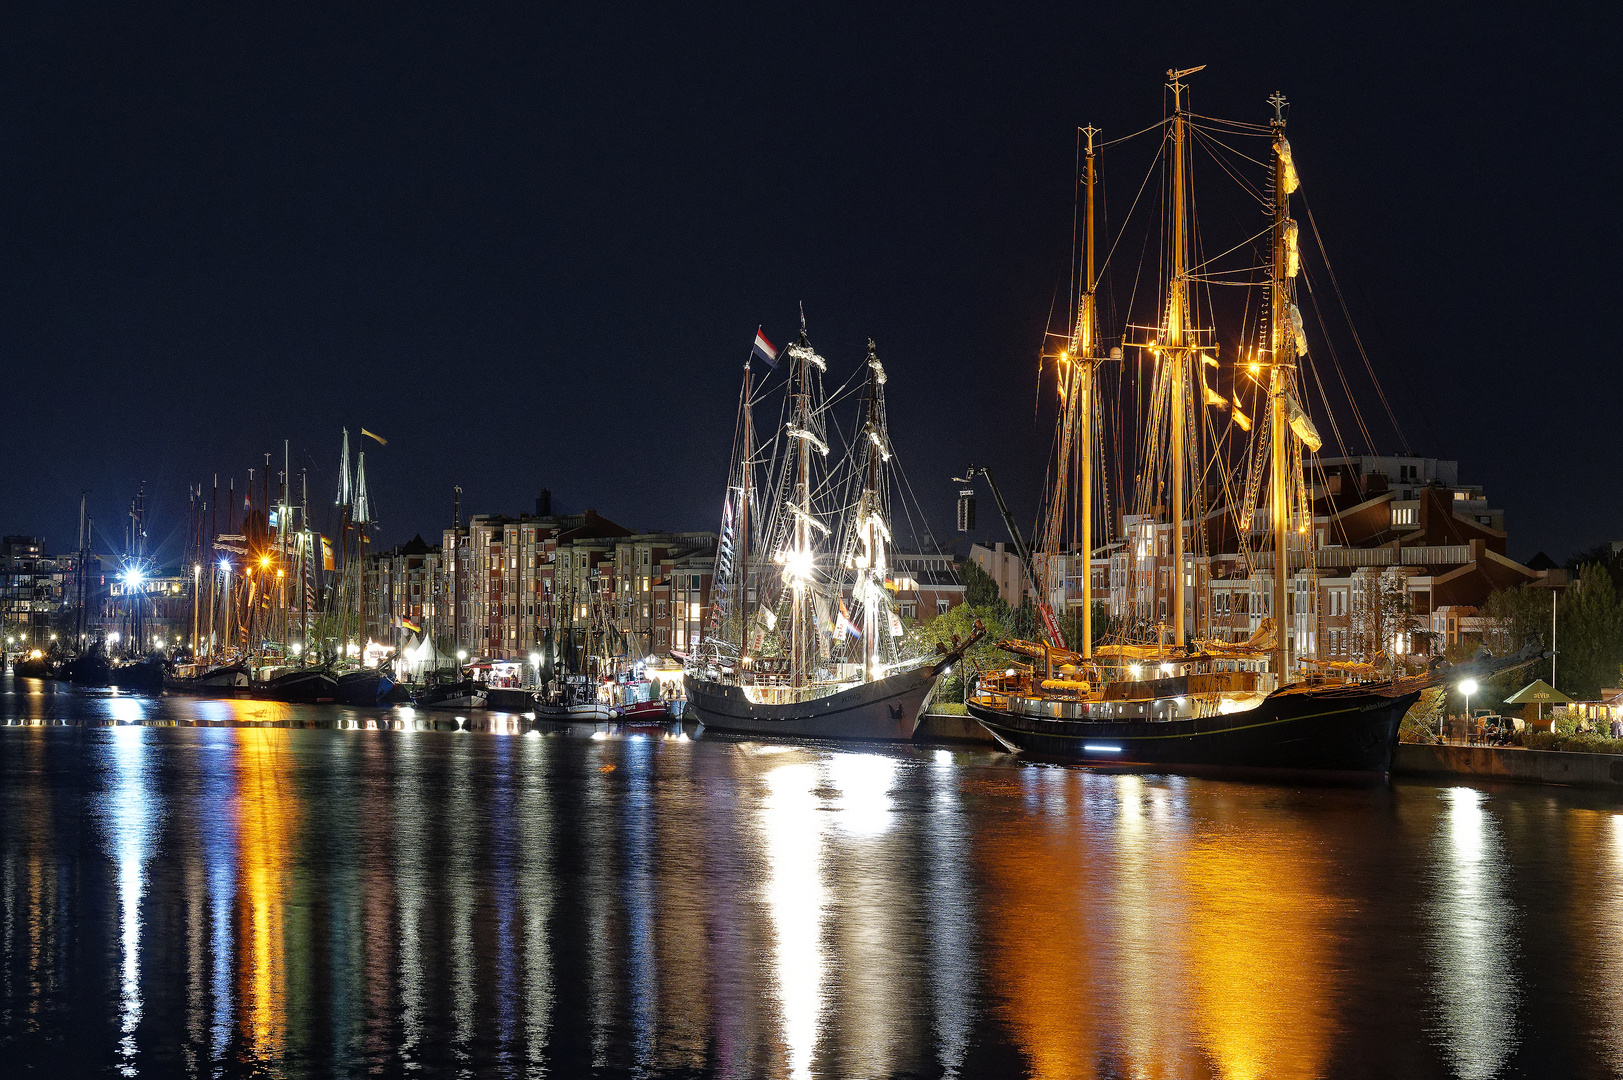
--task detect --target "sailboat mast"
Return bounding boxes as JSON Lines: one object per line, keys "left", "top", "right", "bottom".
{"left": 1080, "top": 124, "right": 1098, "bottom": 661}
{"left": 793, "top": 340, "right": 810, "bottom": 688}
{"left": 740, "top": 358, "right": 752, "bottom": 654}
{"left": 1269, "top": 92, "right": 1292, "bottom": 681}
{"left": 1167, "top": 68, "right": 1199, "bottom": 648}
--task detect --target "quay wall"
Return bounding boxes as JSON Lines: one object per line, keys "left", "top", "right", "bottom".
{"left": 914, "top": 713, "right": 995, "bottom": 745}
{"left": 1394, "top": 742, "right": 1623, "bottom": 789}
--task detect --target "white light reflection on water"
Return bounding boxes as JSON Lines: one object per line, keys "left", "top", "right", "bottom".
{"left": 927, "top": 751, "right": 972, "bottom": 1078}
{"left": 826, "top": 752, "right": 898, "bottom": 837}
{"left": 99, "top": 724, "right": 158, "bottom": 1077}
{"left": 762, "top": 760, "right": 827, "bottom": 1080}
{"left": 518, "top": 734, "right": 555, "bottom": 1077}
{"left": 1430, "top": 787, "right": 1518, "bottom": 1080}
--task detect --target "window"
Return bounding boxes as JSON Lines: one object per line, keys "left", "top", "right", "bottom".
{"left": 937, "top": 600, "right": 949, "bottom": 615}
{"left": 690, "top": 574, "right": 701, "bottom": 590}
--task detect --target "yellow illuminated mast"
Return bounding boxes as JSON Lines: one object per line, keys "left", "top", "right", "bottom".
{"left": 1269, "top": 91, "right": 1292, "bottom": 681}
{"left": 1164, "top": 66, "right": 1202, "bottom": 648}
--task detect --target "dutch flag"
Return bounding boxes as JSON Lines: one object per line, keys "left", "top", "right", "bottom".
{"left": 751, "top": 327, "right": 779, "bottom": 369}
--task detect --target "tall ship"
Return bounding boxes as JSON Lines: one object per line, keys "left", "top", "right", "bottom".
{"left": 963, "top": 70, "right": 1504, "bottom": 775}
{"left": 685, "top": 319, "right": 980, "bottom": 740}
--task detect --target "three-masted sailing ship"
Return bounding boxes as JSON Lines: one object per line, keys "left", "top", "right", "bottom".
{"left": 964, "top": 70, "right": 1433, "bottom": 773}
{"left": 684, "top": 318, "right": 981, "bottom": 740}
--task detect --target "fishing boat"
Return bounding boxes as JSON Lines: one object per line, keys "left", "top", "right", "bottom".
{"left": 962, "top": 70, "right": 1467, "bottom": 776}
{"left": 534, "top": 678, "right": 612, "bottom": 721}
{"left": 685, "top": 321, "right": 981, "bottom": 740}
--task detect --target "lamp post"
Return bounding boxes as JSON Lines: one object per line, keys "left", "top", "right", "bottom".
{"left": 457, "top": 649, "right": 467, "bottom": 680}
{"left": 1459, "top": 678, "right": 1478, "bottom": 743}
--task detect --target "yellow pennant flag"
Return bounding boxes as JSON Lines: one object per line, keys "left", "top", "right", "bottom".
{"left": 361, "top": 428, "right": 388, "bottom": 446}
{"left": 1233, "top": 405, "right": 1252, "bottom": 432}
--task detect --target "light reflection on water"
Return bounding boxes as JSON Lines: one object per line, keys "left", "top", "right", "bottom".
{"left": 5, "top": 680, "right": 1623, "bottom": 1077}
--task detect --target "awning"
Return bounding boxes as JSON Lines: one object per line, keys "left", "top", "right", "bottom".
{"left": 1503, "top": 679, "right": 1572, "bottom": 705}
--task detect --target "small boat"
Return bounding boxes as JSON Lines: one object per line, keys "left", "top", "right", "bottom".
{"left": 336, "top": 667, "right": 395, "bottom": 707}
{"left": 110, "top": 656, "right": 165, "bottom": 692}
{"left": 11, "top": 652, "right": 50, "bottom": 679}
{"left": 616, "top": 699, "right": 671, "bottom": 724}
{"left": 61, "top": 652, "right": 112, "bottom": 686}
{"left": 412, "top": 678, "right": 487, "bottom": 710}
{"left": 536, "top": 700, "right": 614, "bottom": 721}
{"left": 165, "top": 662, "right": 251, "bottom": 694}
{"left": 534, "top": 681, "right": 613, "bottom": 722}
{"left": 256, "top": 667, "right": 339, "bottom": 703}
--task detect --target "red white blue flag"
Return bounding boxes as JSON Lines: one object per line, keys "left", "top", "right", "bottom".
{"left": 751, "top": 327, "right": 779, "bottom": 369}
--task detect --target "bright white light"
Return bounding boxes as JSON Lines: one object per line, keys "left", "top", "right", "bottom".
{"left": 109, "top": 632, "right": 122, "bottom": 644}
{"left": 783, "top": 547, "right": 814, "bottom": 584}
{"left": 528, "top": 653, "right": 541, "bottom": 667}
{"left": 1084, "top": 744, "right": 1122, "bottom": 753}
{"left": 1130, "top": 664, "right": 1142, "bottom": 678}
{"left": 457, "top": 650, "right": 468, "bottom": 661}
{"left": 1160, "top": 663, "right": 1172, "bottom": 677}
{"left": 1005, "top": 668, "right": 1016, "bottom": 676}
{"left": 1460, "top": 679, "right": 1479, "bottom": 696}
{"left": 291, "top": 643, "right": 302, "bottom": 655}
{"left": 218, "top": 559, "right": 230, "bottom": 573}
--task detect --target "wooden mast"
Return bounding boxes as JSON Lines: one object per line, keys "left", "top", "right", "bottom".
{"left": 1269, "top": 91, "right": 1291, "bottom": 683}
{"left": 739, "top": 354, "right": 752, "bottom": 660}
{"left": 1079, "top": 124, "right": 1098, "bottom": 660}
{"left": 1166, "top": 67, "right": 1202, "bottom": 648}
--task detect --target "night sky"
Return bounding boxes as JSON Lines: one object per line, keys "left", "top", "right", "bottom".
{"left": 3, "top": 3, "right": 1616, "bottom": 566}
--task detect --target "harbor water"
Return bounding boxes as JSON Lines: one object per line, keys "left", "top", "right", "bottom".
{"left": 3, "top": 676, "right": 1621, "bottom": 1078}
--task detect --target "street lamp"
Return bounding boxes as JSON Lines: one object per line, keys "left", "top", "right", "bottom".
{"left": 1459, "top": 678, "right": 1478, "bottom": 742}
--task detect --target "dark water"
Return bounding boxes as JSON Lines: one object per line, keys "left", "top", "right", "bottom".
{"left": 2, "top": 677, "right": 1621, "bottom": 1078}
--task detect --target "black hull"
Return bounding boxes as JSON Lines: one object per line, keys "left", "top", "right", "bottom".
{"left": 255, "top": 670, "right": 338, "bottom": 703}
{"left": 61, "top": 655, "right": 111, "bottom": 686}
{"left": 110, "top": 660, "right": 165, "bottom": 691}
{"left": 967, "top": 686, "right": 1418, "bottom": 776}
{"left": 336, "top": 671, "right": 394, "bottom": 707}
{"left": 411, "top": 680, "right": 487, "bottom": 710}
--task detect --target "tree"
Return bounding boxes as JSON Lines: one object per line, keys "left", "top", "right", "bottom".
{"left": 904, "top": 602, "right": 1008, "bottom": 703}
{"left": 1351, "top": 570, "right": 1421, "bottom": 674}
{"left": 1555, "top": 563, "right": 1623, "bottom": 700}
{"left": 960, "top": 557, "right": 1004, "bottom": 608}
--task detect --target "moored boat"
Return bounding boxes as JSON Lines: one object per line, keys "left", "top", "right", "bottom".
{"left": 256, "top": 666, "right": 338, "bottom": 703}
{"left": 165, "top": 662, "right": 251, "bottom": 695}
{"left": 412, "top": 678, "right": 487, "bottom": 710}
{"left": 336, "top": 666, "right": 395, "bottom": 707}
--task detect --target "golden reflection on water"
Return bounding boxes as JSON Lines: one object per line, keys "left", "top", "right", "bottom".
{"left": 235, "top": 726, "right": 295, "bottom": 1064}
{"left": 980, "top": 773, "right": 1343, "bottom": 1080}
{"left": 1181, "top": 806, "right": 1339, "bottom": 1080}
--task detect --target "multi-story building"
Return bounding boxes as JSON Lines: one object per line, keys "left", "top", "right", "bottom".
{"left": 362, "top": 534, "right": 443, "bottom": 651}
{"left": 2, "top": 536, "right": 66, "bottom": 648}
{"left": 971, "top": 455, "right": 1544, "bottom": 670}
{"left": 372, "top": 494, "right": 719, "bottom": 676}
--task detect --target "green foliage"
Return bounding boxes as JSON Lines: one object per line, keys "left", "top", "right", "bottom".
{"left": 927, "top": 702, "right": 968, "bottom": 715}
{"left": 1525, "top": 730, "right": 1623, "bottom": 756}
{"left": 906, "top": 602, "right": 1008, "bottom": 703}
{"left": 1554, "top": 563, "right": 1623, "bottom": 701}
{"left": 960, "top": 558, "right": 1003, "bottom": 608}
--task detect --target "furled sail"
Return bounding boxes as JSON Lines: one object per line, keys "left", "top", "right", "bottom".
{"left": 1286, "top": 394, "right": 1323, "bottom": 453}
